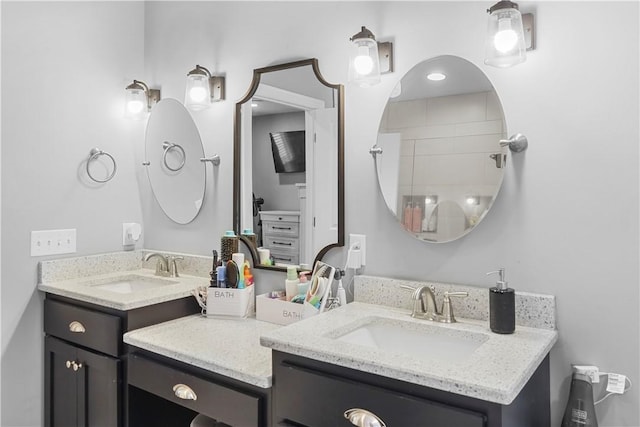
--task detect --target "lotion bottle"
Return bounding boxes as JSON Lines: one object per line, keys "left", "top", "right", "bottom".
{"left": 487, "top": 268, "right": 515, "bottom": 334}
{"left": 285, "top": 265, "right": 299, "bottom": 301}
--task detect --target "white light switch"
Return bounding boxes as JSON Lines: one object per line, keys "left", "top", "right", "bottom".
{"left": 31, "top": 229, "right": 77, "bottom": 257}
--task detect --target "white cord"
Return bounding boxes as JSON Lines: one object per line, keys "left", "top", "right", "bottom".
{"left": 594, "top": 373, "right": 632, "bottom": 405}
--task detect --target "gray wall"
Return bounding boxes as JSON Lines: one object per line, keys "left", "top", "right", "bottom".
{"left": 1, "top": 2, "right": 638, "bottom": 426}
{"left": 253, "top": 112, "right": 306, "bottom": 212}
{"left": 1, "top": 2, "right": 145, "bottom": 426}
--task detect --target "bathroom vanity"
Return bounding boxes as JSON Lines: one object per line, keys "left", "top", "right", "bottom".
{"left": 40, "top": 253, "right": 557, "bottom": 427}
{"left": 271, "top": 351, "right": 549, "bottom": 427}
{"left": 38, "top": 251, "right": 204, "bottom": 427}
{"left": 261, "top": 276, "right": 558, "bottom": 427}
{"left": 43, "top": 294, "right": 198, "bottom": 427}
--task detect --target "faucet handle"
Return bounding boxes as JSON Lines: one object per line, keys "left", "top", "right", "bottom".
{"left": 169, "top": 256, "right": 184, "bottom": 277}
{"left": 440, "top": 291, "right": 468, "bottom": 323}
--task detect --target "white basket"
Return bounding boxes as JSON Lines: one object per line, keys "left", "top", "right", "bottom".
{"left": 206, "top": 286, "right": 255, "bottom": 318}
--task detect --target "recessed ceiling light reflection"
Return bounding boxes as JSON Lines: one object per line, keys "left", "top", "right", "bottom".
{"left": 427, "top": 72, "right": 446, "bottom": 81}
{"left": 251, "top": 102, "right": 259, "bottom": 108}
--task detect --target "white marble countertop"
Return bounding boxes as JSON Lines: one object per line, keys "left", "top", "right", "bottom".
{"left": 260, "top": 302, "right": 558, "bottom": 405}
{"left": 124, "top": 315, "right": 279, "bottom": 388}
{"left": 38, "top": 269, "right": 207, "bottom": 311}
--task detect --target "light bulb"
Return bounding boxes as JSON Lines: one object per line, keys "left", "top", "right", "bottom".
{"left": 127, "top": 100, "right": 144, "bottom": 114}
{"left": 494, "top": 18, "right": 518, "bottom": 52}
{"left": 354, "top": 46, "right": 374, "bottom": 75}
{"left": 189, "top": 86, "right": 208, "bottom": 103}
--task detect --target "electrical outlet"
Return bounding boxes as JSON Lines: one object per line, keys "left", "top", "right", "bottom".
{"left": 31, "top": 229, "right": 77, "bottom": 257}
{"left": 573, "top": 365, "right": 600, "bottom": 383}
{"left": 348, "top": 234, "right": 366, "bottom": 266}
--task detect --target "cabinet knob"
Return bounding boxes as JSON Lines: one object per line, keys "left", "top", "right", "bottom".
{"left": 65, "top": 360, "right": 72, "bottom": 369}
{"left": 173, "top": 384, "right": 197, "bottom": 401}
{"left": 68, "top": 321, "right": 86, "bottom": 333}
{"left": 344, "top": 408, "right": 386, "bottom": 427}
{"left": 72, "top": 361, "right": 83, "bottom": 371}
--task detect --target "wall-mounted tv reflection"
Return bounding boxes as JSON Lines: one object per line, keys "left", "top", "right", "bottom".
{"left": 269, "top": 131, "right": 305, "bottom": 173}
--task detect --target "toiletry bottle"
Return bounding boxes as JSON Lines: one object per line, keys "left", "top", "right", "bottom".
{"left": 285, "top": 265, "right": 299, "bottom": 301}
{"left": 243, "top": 261, "right": 254, "bottom": 286}
{"left": 403, "top": 202, "right": 412, "bottom": 230}
{"left": 221, "top": 230, "right": 239, "bottom": 262}
{"left": 216, "top": 265, "right": 226, "bottom": 288}
{"left": 561, "top": 366, "right": 598, "bottom": 427}
{"left": 297, "top": 272, "right": 310, "bottom": 297}
{"left": 487, "top": 268, "right": 515, "bottom": 334}
{"left": 412, "top": 203, "right": 422, "bottom": 233}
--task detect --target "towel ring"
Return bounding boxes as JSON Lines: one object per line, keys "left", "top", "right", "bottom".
{"left": 86, "top": 148, "right": 116, "bottom": 183}
{"left": 163, "top": 141, "right": 186, "bottom": 172}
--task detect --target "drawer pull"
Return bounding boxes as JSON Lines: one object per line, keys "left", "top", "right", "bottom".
{"left": 273, "top": 241, "right": 292, "bottom": 246}
{"left": 68, "top": 321, "right": 86, "bottom": 333}
{"left": 65, "top": 360, "right": 83, "bottom": 371}
{"left": 273, "top": 226, "right": 292, "bottom": 230}
{"left": 173, "top": 384, "right": 197, "bottom": 401}
{"left": 344, "top": 408, "right": 386, "bottom": 427}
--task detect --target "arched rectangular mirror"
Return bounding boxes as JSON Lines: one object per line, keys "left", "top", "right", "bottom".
{"left": 234, "top": 58, "right": 344, "bottom": 271}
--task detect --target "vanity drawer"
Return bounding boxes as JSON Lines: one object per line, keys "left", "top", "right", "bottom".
{"left": 263, "top": 221, "right": 299, "bottom": 237}
{"left": 274, "top": 359, "right": 486, "bottom": 427}
{"left": 44, "top": 299, "right": 121, "bottom": 357}
{"left": 128, "top": 353, "right": 262, "bottom": 427}
{"left": 260, "top": 212, "right": 300, "bottom": 224}
{"left": 263, "top": 235, "right": 299, "bottom": 251}
{"left": 270, "top": 251, "right": 299, "bottom": 266}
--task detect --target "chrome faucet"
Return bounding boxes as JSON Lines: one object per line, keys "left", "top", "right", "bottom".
{"left": 144, "top": 252, "right": 170, "bottom": 277}
{"left": 168, "top": 256, "right": 184, "bottom": 278}
{"left": 401, "top": 285, "right": 468, "bottom": 323}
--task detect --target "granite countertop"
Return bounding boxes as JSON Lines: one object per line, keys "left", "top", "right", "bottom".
{"left": 260, "top": 301, "right": 558, "bottom": 405}
{"left": 38, "top": 269, "right": 207, "bottom": 311}
{"left": 37, "top": 250, "right": 212, "bottom": 311}
{"left": 124, "top": 315, "right": 279, "bottom": 388}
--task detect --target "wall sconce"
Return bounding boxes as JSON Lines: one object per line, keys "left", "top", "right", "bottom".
{"left": 124, "top": 80, "right": 160, "bottom": 120}
{"left": 484, "top": 1, "right": 535, "bottom": 68}
{"left": 348, "top": 26, "right": 393, "bottom": 87}
{"left": 185, "top": 65, "right": 225, "bottom": 111}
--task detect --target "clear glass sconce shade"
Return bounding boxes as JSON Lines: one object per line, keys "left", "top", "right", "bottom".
{"left": 124, "top": 86, "right": 147, "bottom": 120}
{"left": 484, "top": 2, "right": 527, "bottom": 68}
{"left": 348, "top": 34, "right": 381, "bottom": 87}
{"left": 185, "top": 73, "right": 211, "bottom": 111}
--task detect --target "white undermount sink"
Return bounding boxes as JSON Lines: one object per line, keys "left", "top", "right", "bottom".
{"left": 334, "top": 317, "right": 488, "bottom": 362}
{"left": 83, "top": 274, "right": 179, "bottom": 294}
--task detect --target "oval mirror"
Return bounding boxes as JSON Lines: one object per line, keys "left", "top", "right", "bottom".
{"left": 234, "top": 58, "right": 344, "bottom": 271}
{"left": 376, "top": 55, "right": 508, "bottom": 243}
{"left": 145, "top": 98, "right": 206, "bottom": 224}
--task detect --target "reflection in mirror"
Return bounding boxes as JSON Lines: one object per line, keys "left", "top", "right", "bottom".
{"left": 145, "top": 98, "right": 206, "bottom": 224}
{"left": 376, "top": 56, "right": 508, "bottom": 243}
{"left": 234, "top": 59, "right": 344, "bottom": 271}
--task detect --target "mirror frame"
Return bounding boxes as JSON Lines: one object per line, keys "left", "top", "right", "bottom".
{"left": 233, "top": 58, "right": 345, "bottom": 271}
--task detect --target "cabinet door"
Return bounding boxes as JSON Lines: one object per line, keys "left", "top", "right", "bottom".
{"left": 275, "top": 361, "right": 486, "bottom": 427}
{"left": 45, "top": 337, "right": 79, "bottom": 427}
{"left": 45, "top": 336, "right": 120, "bottom": 427}
{"left": 76, "top": 346, "right": 120, "bottom": 427}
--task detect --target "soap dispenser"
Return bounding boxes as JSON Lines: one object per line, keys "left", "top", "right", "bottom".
{"left": 487, "top": 268, "right": 515, "bottom": 334}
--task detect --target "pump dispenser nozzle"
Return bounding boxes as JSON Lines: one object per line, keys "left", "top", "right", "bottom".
{"left": 487, "top": 268, "right": 507, "bottom": 290}
{"left": 487, "top": 267, "right": 515, "bottom": 334}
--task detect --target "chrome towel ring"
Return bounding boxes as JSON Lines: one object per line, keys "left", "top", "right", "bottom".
{"left": 86, "top": 148, "right": 116, "bottom": 183}
{"left": 162, "top": 141, "right": 186, "bottom": 172}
